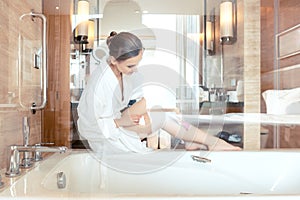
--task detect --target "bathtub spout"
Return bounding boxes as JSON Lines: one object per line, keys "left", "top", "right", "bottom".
{"left": 5, "top": 145, "right": 68, "bottom": 177}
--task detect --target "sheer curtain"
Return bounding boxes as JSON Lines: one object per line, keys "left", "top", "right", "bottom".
{"left": 176, "top": 15, "right": 200, "bottom": 114}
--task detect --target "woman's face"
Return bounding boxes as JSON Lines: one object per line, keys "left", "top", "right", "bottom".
{"left": 112, "top": 50, "right": 143, "bottom": 75}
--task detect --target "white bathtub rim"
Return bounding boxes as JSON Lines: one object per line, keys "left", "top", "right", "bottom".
{"left": 2, "top": 149, "right": 300, "bottom": 199}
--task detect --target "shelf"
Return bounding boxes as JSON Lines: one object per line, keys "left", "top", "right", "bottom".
{"left": 0, "top": 104, "right": 17, "bottom": 108}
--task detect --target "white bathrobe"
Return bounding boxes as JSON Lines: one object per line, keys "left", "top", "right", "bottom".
{"left": 77, "top": 65, "right": 150, "bottom": 153}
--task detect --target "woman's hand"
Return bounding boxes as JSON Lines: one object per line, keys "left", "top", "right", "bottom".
{"left": 122, "top": 112, "right": 153, "bottom": 138}
{"left": 115, "top": 108, "right": 142, "bottom": 127}
{"left": 115, "top": 98, "right": 148, "bottom": 128}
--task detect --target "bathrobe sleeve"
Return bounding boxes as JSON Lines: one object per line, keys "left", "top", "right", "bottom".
{"left": 77, "top": 66, "right": 122, "bottom": 141}
{"left": 93, "top": 87, "right": 121, "bottom": 140}
{"left": 78, "top": 66, "right": 150, "bottom": 153}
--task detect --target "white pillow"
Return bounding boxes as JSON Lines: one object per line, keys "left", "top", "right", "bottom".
{"left": 285, "top": 101, "right": 300, "bottom": 114}
{"left": 262, "top": 87, "right": 300, "bottom": 114}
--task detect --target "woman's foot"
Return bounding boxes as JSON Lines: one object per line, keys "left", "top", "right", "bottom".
{"left": 184, "top": 142, "right": 207, "bottom": 150}
{"left": 210, "top": 139, "right": 241, "bottom": 151}
{"left": 184, "top": 139, "right": 241, "bottom": 151}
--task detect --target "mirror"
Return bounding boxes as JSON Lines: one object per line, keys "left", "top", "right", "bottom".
{"left": 69, "top": 0, "right": 245, "bottom": 115}
{"left": 70, "top": 0, "right": 209, "bottom": 114}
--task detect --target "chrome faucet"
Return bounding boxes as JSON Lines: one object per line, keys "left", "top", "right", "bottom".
{"left": 22, "top": 117, "right": 30, "bottom": 145}
{"left": 5, "top": 145, "right": 67, "bottom": 177}
{"left": 33, "top": 143, "right": 54, "bottom": 161}
{"left": 20, "top": 116, "right": 32, "bottom": 168}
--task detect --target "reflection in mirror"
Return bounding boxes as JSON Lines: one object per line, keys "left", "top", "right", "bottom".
{"left": 69, "top": 0, "right": 245, "bottom": 129}
{"left": 70, "top": 0, "right": 206, "bottom": 115}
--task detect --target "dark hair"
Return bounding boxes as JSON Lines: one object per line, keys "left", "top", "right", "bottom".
{"left": 106, "top": 31, "right": 143, "bottom": 62}
{"left": 106, "top": 31, "right": 117, "bottom": 46}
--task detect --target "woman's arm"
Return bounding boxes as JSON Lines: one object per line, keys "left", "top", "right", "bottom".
{"left": 118, "top": 98, "right": 240, "bottom": 151}
{"left": 114, "top": 97, "right": 148, "bottom": 127}
{"left": 117, "top": 98, "right": 153, "bottom": 137}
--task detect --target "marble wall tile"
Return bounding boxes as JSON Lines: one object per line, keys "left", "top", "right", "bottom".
{"left": 0, "top": 0, "right": 42, "bottom": 170}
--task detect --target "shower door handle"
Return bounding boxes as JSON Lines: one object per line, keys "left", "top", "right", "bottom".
{"left": 29, "top": 12, "right": 47, "bottom": 111}
{"left": 19, "top": 12, "right": 47, "bottom": 111}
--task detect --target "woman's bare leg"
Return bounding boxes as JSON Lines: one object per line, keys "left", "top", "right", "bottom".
{"left": 124, "top": 98, "right": 240, "bottom": 150}
{"left": 161, "top": 116, "right": 240, "bottom": 151}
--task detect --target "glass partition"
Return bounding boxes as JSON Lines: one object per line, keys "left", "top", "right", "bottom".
{"left": 70, "top": 0, "right": 204, "bottom": 114}
{"left": 62, "top": 0, "right": 248, "bottom": 149}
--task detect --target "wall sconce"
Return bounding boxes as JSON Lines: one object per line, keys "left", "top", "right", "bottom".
{"left": 86, "top": 20, "right": 95, "bottom": 51}
{"left": 220, "top": 0, "right": 237, "bottom": 44}
{"left": 74, "top": 0, "right": 90, "bottom": 45}
{"left": 206, "top": 18, "right": 215, "bottom": 55}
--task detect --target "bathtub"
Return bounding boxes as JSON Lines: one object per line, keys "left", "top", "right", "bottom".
{"left": 1, "top": 149, "right": 300, "bottom": 199}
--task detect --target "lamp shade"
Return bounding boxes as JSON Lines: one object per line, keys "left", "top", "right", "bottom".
{"left": 77, "top": 0, "right": 89, "bottom": 36}
{"left": 220, "top": 1, "right": 233, "bottom": 38}
{"left": 87, "top": 20, "right": 95, "bottom": 49}
{"left": 206, "top": 21, "right": 213, "bottom": 51}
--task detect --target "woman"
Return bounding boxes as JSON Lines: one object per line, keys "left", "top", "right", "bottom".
{"left": 77, "top": 31, "right": 240, "bottom": 153}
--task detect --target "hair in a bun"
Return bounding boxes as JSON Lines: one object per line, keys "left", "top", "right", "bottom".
{"left": 106, "top": 31, "right": 117, "bottom": 46}
{"left": 107, "top": 32, "right": 143, "bottom": 62}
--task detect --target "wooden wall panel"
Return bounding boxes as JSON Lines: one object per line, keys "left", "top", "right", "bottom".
{"left": 42, "top": 14, "right": 71, "bottom": 147}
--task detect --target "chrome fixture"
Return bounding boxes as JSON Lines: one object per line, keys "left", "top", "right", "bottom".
{"left": 57, "top": 171, "right": 66, "bottom": 189}
{"left": 5, "top": 145, "right": 67, "bottom": 177}
{"left": 206, "top": 18, "right": 215, "bottom": 55}
{"left": 204, "top": 7, "right": 215, "bottom": 56}
{"left": 19, "top": 11, "right": 47, "bottom": 113}
{"left": 20, "top": 117, "right": 32, "bottom": 168}
{"left": 191, "top": 155, "right": 211, "bottom": 163}
{"left": 33, "top": 143, "right": 55, "bottom": 161}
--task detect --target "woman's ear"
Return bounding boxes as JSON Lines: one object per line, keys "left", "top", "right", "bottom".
{"left": 110, "top": 56, "right": 117, "bottom": 65}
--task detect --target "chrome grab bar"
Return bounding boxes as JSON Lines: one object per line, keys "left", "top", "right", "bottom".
{"left": 19, "top": 11, "right": 47, "bottom": 111}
